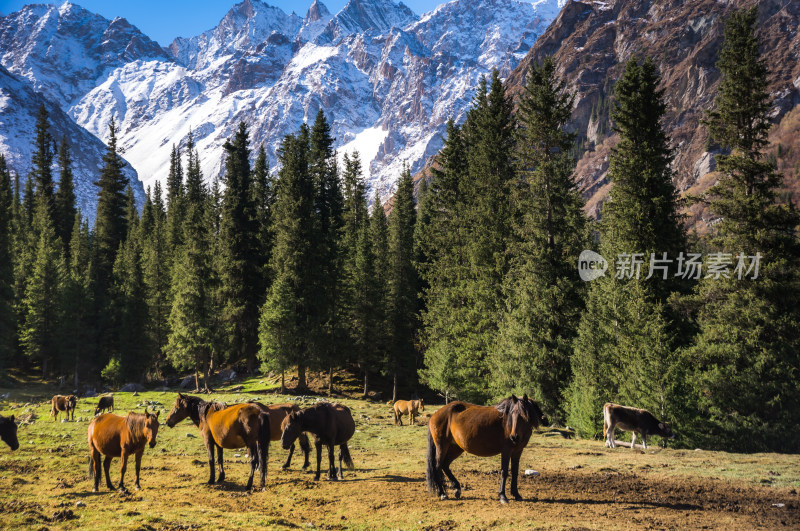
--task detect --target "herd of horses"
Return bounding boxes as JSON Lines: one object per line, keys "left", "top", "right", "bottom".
{"left": 0, "top": 391, "right": 664, "bottom": 504}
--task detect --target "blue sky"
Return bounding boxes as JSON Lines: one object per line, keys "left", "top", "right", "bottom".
{"left": 0, "top": 0, "right": 456, "bottom": 46}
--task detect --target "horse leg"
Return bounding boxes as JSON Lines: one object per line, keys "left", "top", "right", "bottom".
{"left": 509, "top": 453, "right": 522, "bottom": 501}
{"left": 337, "top": 447, "right": 344, "bottom": 480}
{"left": 314, "top": 439, "right": 323, "bottom": 481}
{"left": 282, "top": 443, "right": 295, "bottom": 470}
{"left": 118, "top": 450, "right": 129, "bottom": 493}
{"left": 441, "top": 448, "right": 463, "bottom": 500}
{"left": 434, "top": 443, "right": 451, "bottom": 500}
{"left": 103, "top": 455, "right": 114, "bottom": 491}
{"left": 216, "top": 445, "right": 225, "bottom": 483}
{"left": 498, "top": 451, "right": 510, "bottom": 504}
{"left": 134, "top": 450, "right": 143, "bottom": 490}
{"left": 299, "top": 433, "right": 311, "bottom": 469}
{"left": 246, "top": 444, "right": 257, "bottom": 492}
{"left": 327, "top": 443, "right": 337, "bottom": 481}
{"left": 91, "top": 449, "right": 102, "bottom": 492}
{"left": 206, "top": 441, "right": 216, "bottom": 485}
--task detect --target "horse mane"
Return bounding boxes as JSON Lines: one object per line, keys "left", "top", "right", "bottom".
{"left": 495, "top": 397, "right": 514, "bottom": 415}
{"left": 199, "top": 400, "right": 226, "bottom": 418}
{"left": 495, "top": 396, "right": 544, "bottom": 428}
{"left": 125, "top": 412, "right": 148, "bottom": 440}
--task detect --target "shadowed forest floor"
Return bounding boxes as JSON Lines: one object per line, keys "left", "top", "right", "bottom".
{"left": 1, "top": 377, "right": 799, "bottom": 529}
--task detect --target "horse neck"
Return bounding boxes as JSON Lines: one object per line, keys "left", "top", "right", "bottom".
{"left": 188, "top": 400, "right": 206, "bottom": 426}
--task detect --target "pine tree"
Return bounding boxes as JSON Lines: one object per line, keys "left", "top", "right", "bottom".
{"left": 683, "top": 7, "right": 800, "bottom": 451}
{"left": 421, "top": 72, "right": 515, "bottom": 403}
{"left": 20, "top": 196, "right": 64, "bottom": 379}
{"left": 567, "top": 58, "right": 685, "bottom": 437}
{"left": 31, "top": 104, "right": 56, "bottom": 224}
{"left": 386, "top": 166, "right": 417, "bottom": 402}
{"left": 54, "top": 138, "right": 76, "bottom": 252}
{"left": 259, "top": 126, "right": 316, "bottom": 390}
{"left": 309, "top": 111, "right": 344, "bottom": 392}
{"left": 369, "top": 191, "right": 390, "bottom": 393}
{"left": 141, "top": 182, "right": 170, "bottom": 378}
{"left": 493, "top": 57, "right": 588, "bottom": 421}
{"left": 167, "top": 140, "right": 214, "bottom": 391}
{"left": 219, "top": 122, "right": 261, "bottom": 373}
{"left": 166, "top": 143, "right": 185, "bottom": 253}
{"left": 0, "top": 156, "right": 14, "bottom": 373}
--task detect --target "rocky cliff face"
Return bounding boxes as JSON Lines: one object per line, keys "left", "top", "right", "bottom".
{"left": 505, "top": 0, "right": 800, "bottom": 229}
{"left": 0, "top": 0, "right": 563, "bottom": 203}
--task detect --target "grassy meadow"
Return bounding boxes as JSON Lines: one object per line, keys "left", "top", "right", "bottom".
{"left": 1, "top": 376, "right": 799, "bottom": 530}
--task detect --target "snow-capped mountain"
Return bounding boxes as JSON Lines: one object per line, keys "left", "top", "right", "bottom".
{"left": 0, "top": 65, "right": 143, "bottom": 222}
{"left": 0, "top": 0, "right": 564, "bottom": 202}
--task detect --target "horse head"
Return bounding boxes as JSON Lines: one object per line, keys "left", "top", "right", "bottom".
{"left": 497, "top": 394, "right": 547, "bottom": 446}
{"left": 166, "top": 393, "right": 197, "bottom": 428}
{"left": 144, "top": 408, "right": 160, "bottom": 448}
{"left": 418, "top": 398, "right": 424, "bottom": 412}
{"left": 280, "top": 411, "right": 303, "bottom": 450}
{"left": 0, "top": 415, "right": 19, "bottom": 451}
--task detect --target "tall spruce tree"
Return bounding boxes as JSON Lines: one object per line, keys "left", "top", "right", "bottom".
{"left": 567, "top": 58, "right": 685, "bottom": 437}
{"left": 386, "top": 166, "right": 417, "bottom": 402}
{"left": 220, "top": 122, "right": 260, "bottom": 373}
{"left": 166, "top": 143, "right": 185, "bottom": 253}
{"left": 683, "top": 7, "right": 800, "bottom": 452}
{"left": 493, "top": 57, "right": 588, "bottom": 421}
{"left": 309, "top": 111, "right": 344, "bottom": 392}
{"left": 259, "top": 126, "right": 315, "bottom": 391}
{"left": 0, "top": 156, "right": 14, "bottom": 373}
{"left": 369, "top": 191, "right": 390, "bottom": 393}
{"left": 31, "top": 104, "right": 56, "bottom": 224}
{"left": 54, "top": 138, "right": 76, "bottom": 252}
{"left": 141, "top": 183, "right": 170, "bottom": 376}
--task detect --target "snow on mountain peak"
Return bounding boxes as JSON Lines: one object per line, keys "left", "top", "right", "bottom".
{"left": 299, "top": 0, "right": 333, "bottom": 41}
{"left": 316, "top": 0, "right": 417, "bottom": 43}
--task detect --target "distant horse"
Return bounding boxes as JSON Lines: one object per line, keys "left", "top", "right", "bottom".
{"left": 51, "top": 394, "right": 77, "bottom": 421}
{"left": 426, "top": 394, "right": 547, "bottom": 504}
{"left": 166, "top": 393, "right": 270, "bottom": 490}
{"left": 393, "top": 399, "right": 424, "bottom": 426}
{"left": 0, "top": 414, "right": 19, "bottom": 451}
{"left": 281, "top": 402, "right": 355, "bottom": 481}
{"left": 95, "top": 395, "right": 114, "bottom": 416}
{"left": 88, "top": 409, "right": 160, "bottom": 493}
{"left": 250, "top": 402, "right": 311, "bottom": 470}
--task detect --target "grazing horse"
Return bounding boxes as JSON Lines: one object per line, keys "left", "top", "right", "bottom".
{"left": 51, "top": 394, "right": 77, "bottom": 421}
{"left": 166, "top": 393, "right": 270, "bottom": 490}
{"left": 88, "top": 409, "right": 160, "bottom": 493}
{"left": 281, "top": 402, "right": 355, "bottom": 481}
{"left": 0, "top": 414, "right": 19, "bottom": 451}
{"left": 393, "top": 399, "right": 424, "bottom": 426}
{"left": 95, "top": 395, "right": 115, "bottom": 416}
{"left": 250, "top": 402, "right": 311, "bottom": 470}
{"left": 426, "top": 394, "right": 547, "bottom": 504}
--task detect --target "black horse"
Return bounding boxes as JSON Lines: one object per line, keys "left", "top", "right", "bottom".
{"left": 0, "top": 414, "right": 19, "bottom": 451}
{"left": 281, "top": 402, "right": 355, "bottom": 481}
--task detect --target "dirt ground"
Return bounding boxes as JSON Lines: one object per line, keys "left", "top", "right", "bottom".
{"left": 1, "top": 385, "right": 799, "bottom": 530}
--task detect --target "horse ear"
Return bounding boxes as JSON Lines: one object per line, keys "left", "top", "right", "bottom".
{"left": 511, "top": 394, "right": 518, "bottom": 403}
{"left": 178, "top": 392, "right": 184, "bottom": 399}
{"left": 155, "top": 410, "right": 160, "bottom": 419}
{"left": 9, "top": 415, "right": 14, "bottom": 423}
{"left": 523, "top": 393, "right": 529, "bottom": 401}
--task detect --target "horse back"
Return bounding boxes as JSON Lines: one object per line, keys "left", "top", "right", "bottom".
{"left": 205, "top": 403, "right": 261, "bottom": 449}
{"left": 88, "top": 414, "right": 127, "bottom": 456}
{"left": 325, "top": 404, "right": 355, "bottom": 445}
{"left": 434, "top": 402, "right": 506, "bottom": 457}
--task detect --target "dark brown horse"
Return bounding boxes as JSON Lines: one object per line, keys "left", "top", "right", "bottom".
{"left": 95, "top": 395, "right": 114, "bottom": 416}
{"left": 250, "top": 402, "right": 311, "bottom": 470}
{"left": 0, "top": 414, "right": 19, "bottom": 451}
{"left": 280, "top": 402, "right": 355, "bottom": 481}
{"left": 51, "top": 394, "right": 77, "bottom": 421}
{"left": 166, "top": 393, "right": 270, "bottom": 490}
{"left": 88, "top": 409, "right": 160, "bottom": 493}
{"left": 426, "top": 395, "right": 547, "bottom": 504}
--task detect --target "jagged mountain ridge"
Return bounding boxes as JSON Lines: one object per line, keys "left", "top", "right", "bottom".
{"left": 504, "top": 0, "right": 800, "bottom": 229}
{"left": 0, "top": 0, "right": 563, "bottom": 202}
{"left": 0, "top": 65, "right": 142, "bottom": 222}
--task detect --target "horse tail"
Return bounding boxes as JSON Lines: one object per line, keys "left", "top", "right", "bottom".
{"left": 426, "top": 425, "right": 438, "bottom": 493}
{"left": 602, "top": 403, "right": 608, "bottom": 438}
{"left": 393, "top": 404, "right": 398, "bottom": 425}
{"left": 340, "top": 443, "right": 354, "bottom": 470}
{"left": 257, "top": 411, "right": 270, "bottom": 472}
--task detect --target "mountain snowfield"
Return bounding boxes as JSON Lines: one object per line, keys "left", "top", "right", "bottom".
{"left": 0, "top": 0, "right": 566, "bottom": 205}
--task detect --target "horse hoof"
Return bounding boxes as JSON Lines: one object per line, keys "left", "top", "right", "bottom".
{"left": 499, "top": 496, "right": 509, "bottom": 505}
{"left": 454, "top": 490, "right": 462, "bottom": 500}
{"left": 439, "top": 494, "right": 449, "bottom": 501}
{"left": 92, "top": 488, "right": 98, "bottom": 493}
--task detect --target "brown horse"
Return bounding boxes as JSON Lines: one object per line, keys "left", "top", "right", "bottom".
{"left": 393, "top": 399, "right": 424, "bottom": 426}
{"left": 88, "top": 409, "right": 160, "bottom": 493}
{"left": 250, "top": 402, "right": 311, "bottom": 470}
{"left": 165, "top": 393, "right": 270, "bottom": 490}
{"left": 0, "top": 414, "right": 19, "bottom": 451}
{"left": 51, "top": 394, "right": 77, "bottom": 421}
{"left": 280, "top": 402, "right": 355, "bottom": 481}
{"left": 426, "top": 395, "right": 547, "bottom": 504}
